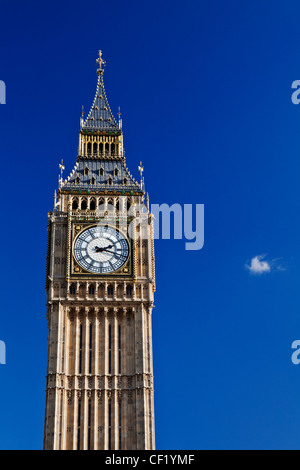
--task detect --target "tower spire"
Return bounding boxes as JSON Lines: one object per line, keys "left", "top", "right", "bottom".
{"left": 81, "top": 50, "right": 118, "bottom": 131}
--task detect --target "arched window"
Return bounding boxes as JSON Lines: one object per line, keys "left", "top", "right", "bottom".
{"left": 116, "top": 199, "right": 120, "bottom": 211}
{"left": 76, "top": 177, "right": 80, "bottom": 185}
{"left": 105, "top": 143, "right": 109, "bottom": 153}
{"left": 99, "top": 167, "right": 104, "bottom": 176}
{"left": 111, "top": 143, "right": 115, "bottom": 155}
{"left": 107, "top": 285, "right": 114, "bottom": 296}
{"left": 90, "top": 177, "right": 96, "bottom": 185}
{"left": 69, "top": 284, "right": 76, "bottom": 295}
{"left": 89, "top": 285, "right": 95, "bottom": 295}
{"left": 93, "top": 142, "right": 98, "bottom": 154}
{"left": 81, "top": 199, "right": 87, "bottom": 210}
{"left": 123, "top": 178, "right": 127, "bottom": 186}
{"left": 90, "top": 199, "right": 96, "bottom": 210}
{"left": 126, "top": 285, "right": 133, "bottom": 296}
{"left": 72, "top": 199, "right": 78, "bottom": 210}
{"left": 87, "top": 142, "right": 91, "bottom": 155}
{"left": 107, "top": 198, "right": 114, "bottom": 210}
{"left": 99, "top": 142, "right": 103, "bottom": 153}
{"left": 127, "top": 198, "right": 131, "bottom": 211}
{"left": 84, "top": 167, "right": 89, "bottom": 176}
{"left": 114, "top": 167, "right": 119, "bottom": 177}
{"left": 108, "top": 178, "right": 113, "bottom": 186}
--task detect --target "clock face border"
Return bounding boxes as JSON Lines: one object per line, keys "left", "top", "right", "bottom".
{"left": 70, "top": 222, "right": 134, "bottom": 278}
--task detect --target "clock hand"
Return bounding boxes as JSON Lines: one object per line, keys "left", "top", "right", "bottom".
{"left": 101, "top": 248, "right": 127, "bottom": 259}
{"left": 94, "top": 244, "right": 114, "bottom": 252}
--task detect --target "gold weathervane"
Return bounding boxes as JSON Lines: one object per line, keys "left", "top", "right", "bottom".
{"left": 96, "top": 50, "right": 106, "bottom": 74}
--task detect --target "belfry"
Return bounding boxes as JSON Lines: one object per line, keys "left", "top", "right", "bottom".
{"left": 44, "top": 51, "right": 156, "bottom": 450}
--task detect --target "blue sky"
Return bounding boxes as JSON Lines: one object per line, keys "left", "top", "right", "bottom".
{"left": 1, "top": 0, "right": 300, "bottom": 450}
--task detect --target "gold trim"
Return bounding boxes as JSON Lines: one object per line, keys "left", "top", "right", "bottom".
{"left": 70, "top": 222, "right": 133, "bottom": 278}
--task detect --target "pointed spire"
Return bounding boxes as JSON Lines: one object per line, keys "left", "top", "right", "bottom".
{"left": 81, "top": 50, "right": 119, "bottom": 132}
{"left": 138, "top": 161, "right": 145, "bottom": 191}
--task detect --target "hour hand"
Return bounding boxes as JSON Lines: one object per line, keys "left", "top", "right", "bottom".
{"left": 94, "top": 246, "right": 103, "bottom": 253}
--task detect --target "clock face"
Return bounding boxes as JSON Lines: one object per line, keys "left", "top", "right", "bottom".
{"left": 73, "top": 225, "right": 129, "bottom": 274}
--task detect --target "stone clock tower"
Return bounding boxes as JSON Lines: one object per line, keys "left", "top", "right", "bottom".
{"left": 43, "top": 51, "right": 156, "bottom": 450}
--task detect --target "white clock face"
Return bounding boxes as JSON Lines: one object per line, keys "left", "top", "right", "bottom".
{"left": 73, "top": 225, "right": 129, "bottom": 274}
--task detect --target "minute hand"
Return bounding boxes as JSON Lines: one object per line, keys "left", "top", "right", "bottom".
{"left": 103, "top": 248, "right": 127, "bottom": 259}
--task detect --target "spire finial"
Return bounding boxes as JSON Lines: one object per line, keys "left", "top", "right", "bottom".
{"left": 81, "top": 105, "right": 85, "bottom": 117}
{"left": 138, "top": 161, "right": 144, "bottom": 190}
{"left": 118, "top": 106, "right": 122, "bottom": 129}
{"left": 96, "top": 50, "right": 106, "bottom": 75}
{"left": 58, "top": 159, "right": 65, "bottom": 187}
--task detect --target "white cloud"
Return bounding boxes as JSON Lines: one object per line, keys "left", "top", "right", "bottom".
{"left": 245, "top": 254, "right": 286, "bottom": 275}
{"left": 245, "top": 254, "right": 271, "bottom": 274}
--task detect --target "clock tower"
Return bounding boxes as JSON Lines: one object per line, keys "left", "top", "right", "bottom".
{"left": 43, "top": 51, "right": 156, "bottom": 450}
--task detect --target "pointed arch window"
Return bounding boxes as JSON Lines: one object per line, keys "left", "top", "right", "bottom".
{"left": 93, "top": 142, "right": 98, "bottom": 154}
{"left": 126, "top": 285, "right": 133, "bottom": 296}
{"left": 87, "top": 142, "right": 92, "bottom": 155}
{"left": 72, "top": 199, "right": 78, "bottom": 210}
{"left": 76, "top": 177, "right": 80, "bottom": 185}
{"left": 98, "top": 197, "right": 105, "bottom": 209}
{"left": 107, "top": 198, "right": 114, "bottom": 210}
{"left": 69, "top": 284, "right": 76, "bottom": 295}
{"left": 90, "top": 177, "right": 96, "bottom": 185}
{"left": 111, "top": 143, "right": 115, "bottom": 155}
{"left": 114, "top": 167, "right": 119, "bottom": 177}
{"left": 107, "top": 285, "right": 114, "bottom": 296}
{"left": 90, "top": 199, "right": 96, "bottom": 210}
{"left": 88, "top": 284, "right": 95, "bottom": 295}
{"left": 84, "top": 167, "right": 89, "bottom": 176}
{"left": 81, "top": 199, "right": 87, "bottom": 210}
{"left": 99, "top": 167, "right": 104, "bottom": 176}
{"left": 108, "top": 178, "right": 113, "bottom": 186}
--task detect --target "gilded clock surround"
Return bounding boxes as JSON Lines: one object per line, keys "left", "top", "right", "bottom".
{"left": 70, "top": 222, "right": 134, "bottom": 278}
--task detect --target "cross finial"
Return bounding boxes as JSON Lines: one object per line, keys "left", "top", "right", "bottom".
{"left": 118, "top": 106, "right": 122, "bottom": 130}
{"left": 138, "top": 161, "right": 144, "bottom": 190}
{"left": 96, "top": 50, "right": 106, "bottom": 74}
{"left": 59, "top": 159, "right": 65, "bottom": 176}
{"left": 138, "top": 161, "right": 144, "bottom": 178}
{"left": 59, "top": 159, "right": 65, "bottom": 187}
